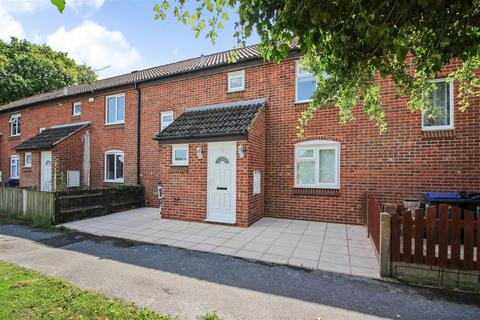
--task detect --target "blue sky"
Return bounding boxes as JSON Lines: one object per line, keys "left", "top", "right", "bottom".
{"left": 0, "top": 0, "right": 259, "bottom": 78}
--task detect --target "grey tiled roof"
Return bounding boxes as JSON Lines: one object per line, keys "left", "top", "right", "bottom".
{"left": 15, "top": 122, "right": 90, "bottom": 151}
{"left": 155, "top": 98, "right": 266, "bottom": 143}
{"left": 0, "top": 44, "right": 270, "bottom": 112}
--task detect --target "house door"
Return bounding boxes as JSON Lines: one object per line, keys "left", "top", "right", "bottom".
{"left": 207, "top": 142, "right": 236, "bottom": 224}
{"left": 40, "top": 151, "right": 52, "bottom": 192}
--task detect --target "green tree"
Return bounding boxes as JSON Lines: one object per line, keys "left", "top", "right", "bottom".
{"left": 52, "top": 0, "right": 480, "bottom": 133}
{"left": 0, "top": 38, "right": 96, "bottom": 105}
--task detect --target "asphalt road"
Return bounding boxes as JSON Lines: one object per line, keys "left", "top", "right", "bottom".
{"left": 0, "top": 224, "right": 478, "bottom": 320}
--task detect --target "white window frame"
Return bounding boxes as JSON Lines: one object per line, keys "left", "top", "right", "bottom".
{"left": 39, "top": 127, "right": 46, "bottom": 133}
{"left": 9, "top": 113, "right": 21, "bottom": 136}
{"left": 72, "top": 101, "right": 81, "bottom": 116}
{"left": 295, "top": 60, "right": 317, "bottom": 103}
{"left": 10, "top": 155, "right": 20, "bottom": 179}
{"left": 172, "top": 144, "right": 189, "bottom": 166}
{"left": 104, "top": 150, "right": 125, "bottom": 183}
{"left": 161, "top": 111, "right": 174, "bottom": 131}
{"left": 422, "top": 79, "right": 454, "bottom": 131}
{"left": 105, "top": 93, "right": 126, "bottom": 125}
{"left": 227, "top": 70, "right": 245, "bottom": 92}
{"left": 294, "top": 140, "right": 340, "bottom": 189}
{"left": 24, "top": 152, "right": 32, "bottom": 168}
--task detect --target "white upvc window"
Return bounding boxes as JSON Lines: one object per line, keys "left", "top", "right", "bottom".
{"left": 105, "top": 93, "right": 125, "bottom": 125}
{"left": 294, "top": 140, "right": 340, "bottom": 189}
{"left": 9, "top": 113, "right": 21, "bottom": 136}
{"left": 161, "top": 111, "right": 174, "bottom": 131}
{"left": 227, "top": 70, "right": 245, "bottom": 92}
{"left": 104, "top": 150, "right": 124, "bottom": 183}
{"left": 295, "top": 60, "right": 317, "bottom": 103}
{"left": 172, "top": 144, "right": 189, "bottom": 166}
{"left": 422, "top": 79, "right": 454, "bottom": 131}
{"left": 73, "top": 101, "right": 81, "bottom": 116}
{"left": 10, "top": 155, "right": 20, "bottom": 179}
{"left": 24, "top": 152, "right": 32, "bottom": 168}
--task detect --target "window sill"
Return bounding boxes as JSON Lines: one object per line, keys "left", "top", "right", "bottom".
{"left": 170, "top": 165, "right": 188, "bottom": 173}
{"left": 23, "top": 167, "right": 32, "bottom": 171}
{"left": 9, "top": 135, "right": 21, "bottom": 140}
{"left": 103, "top": 180, "right": 124, "bottom": 184}
{"left": 104, "top": 123, "right": 125, "bottom": 129}
{"left": 422, "top": 129, "right": 455, "bottom": 140}
{"left": 294, "top": 188, "right": 340, "bottom": 196}
{"left": 72, "top": 114, "right": 81, "bottom": 118}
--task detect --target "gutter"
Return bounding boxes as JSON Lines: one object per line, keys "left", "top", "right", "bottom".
{"left": 135, "top": 83, "right": 141, "bottom": 185}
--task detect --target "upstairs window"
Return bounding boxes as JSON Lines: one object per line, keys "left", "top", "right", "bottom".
{"left": 10, "top": 155, "right": 20, "bottom": 179}
{"left": 104, "top": 150, "right": 124, "bottom": 183}
{"left": 295, "top": 141, "right": 340, "bottom": 189}
{"left": 295, "top": 61, "right": 317, "bottom": 103}
{"left": 24, "top": 152, "right": 32, "bottom": 168}
{"left": 105, "top": 94, "right": 125, "bottom": 125}
{"left": 422, "top": 79, "right": 454, "bottom": 131}
{"left": 9, "top": 114, "right": 21, "bottom": 136}
{"left": 172, "top": 144, "right": 188, "bottom": 166}
{"left": 161, "top": 111, "right": 174, "bottom": 131}
{"left": 73, "top": 102, "right": 81, "bottom": 116}
{"left": 227, "top": 70, "right": 245, "bottom": 92}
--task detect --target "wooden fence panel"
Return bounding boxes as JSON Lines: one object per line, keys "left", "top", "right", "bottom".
{"left": 463, "top": 211, "right": 474, "bottom": 270}
{"left": 391, "top": 213, "right": 401, "bottom": 261}
{"left": 450, "top": 207, "right": 461, "bottom": 268}
{"left": 438, "top": 205, "right": 449, "bottom": 267}
{"left": 403, "top": 212, "right": 412, "bottom": 263}
{"left": 0, "top": 188, "right": 23, "bottom": 215}
{"left": 414, "top": 209, "right": 424, "bottom": 264}
{"left": 426, "top": 207, "right": 436, "bottom": 265}
{"left": 367, "top": 194, "right": 380, "bottom": 252}
{"left": 25, "top": 190, "right": 54, "bottom": 219}
{"left": 390, "top": 204, "right": 479, "bottom": 271}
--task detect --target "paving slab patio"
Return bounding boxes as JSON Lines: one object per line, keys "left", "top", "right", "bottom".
{"left": 63, "top": 207, "right": 380, "bottom": 278}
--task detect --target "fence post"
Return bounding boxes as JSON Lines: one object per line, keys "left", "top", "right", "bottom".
{"left": 22, "top": 189, "right": 28, "bottom": 216}
{"left": 379, "top": 212, "right": 392, "bottom": 277}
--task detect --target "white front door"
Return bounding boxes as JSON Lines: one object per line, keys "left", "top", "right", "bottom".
{"left": 40, "top": 151, "right": 52, "bottom": 192}
{"left": 207, "top": 142, "right": 236, "bottom": 224}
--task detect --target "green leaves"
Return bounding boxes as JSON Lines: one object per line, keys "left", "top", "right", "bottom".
{"left": 50, "top": 0, "right": 65, "bottom": 13}
{"left": 0, "top": 38, "right": 97, "bottom": 105}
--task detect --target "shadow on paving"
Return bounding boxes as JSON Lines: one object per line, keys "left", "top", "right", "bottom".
{"left": 1, "top": 223, "right": 479, "bottom": 320}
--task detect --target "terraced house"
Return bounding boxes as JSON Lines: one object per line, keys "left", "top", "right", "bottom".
{"left": 0, "top": 45, "right": 478, "bottom": 226}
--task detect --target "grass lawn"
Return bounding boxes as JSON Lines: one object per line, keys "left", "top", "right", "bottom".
{"left": 0, "top": 262, "right": 220, "bottom": 319}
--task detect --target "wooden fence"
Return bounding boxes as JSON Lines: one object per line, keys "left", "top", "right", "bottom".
{"left": 366, "top": 191, "right": 381, "bottom": 253}
{"left": 0, "top": 186, "right": 143, "bottom": 224}
{"left": 0, "top": 188, "right": 55, "bottom": 219}
{"left": 391, "top": 204, "right": 479, "bottom": 270}
{"left": 53, "top": 186, "right": 144, "bottom": 224}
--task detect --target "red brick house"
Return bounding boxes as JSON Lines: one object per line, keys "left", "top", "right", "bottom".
{"left": 0, "top": 45, "right": 478, "bottom": 226}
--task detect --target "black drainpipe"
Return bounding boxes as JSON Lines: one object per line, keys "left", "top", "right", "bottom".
{"left": 135, "top": 83, "right": 141, "bottom": 185}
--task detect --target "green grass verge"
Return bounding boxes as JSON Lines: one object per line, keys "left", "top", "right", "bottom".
{"left": 0, "top": 262, "right": 172, "bottom": 320}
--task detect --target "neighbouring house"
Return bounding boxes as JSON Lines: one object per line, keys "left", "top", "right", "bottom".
{"left": 0, "top": 45, "right": 478, "bottom": 226}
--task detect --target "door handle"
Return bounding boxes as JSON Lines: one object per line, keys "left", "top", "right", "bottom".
{"left": 217, "top": 187, "right": 227, "bottom": 190}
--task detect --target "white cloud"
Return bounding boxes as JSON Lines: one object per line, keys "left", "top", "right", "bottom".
{"left": 0, "top": 0, "right": 47, "bottom": 13}
{"left": 68, "top": 0, "right": 105, "bottom": 10}
{"left": 0, "top": 8, "right": 24, "bottom": 41}
{"left": 47, "top": 20, "right": 141, "bottom": 78}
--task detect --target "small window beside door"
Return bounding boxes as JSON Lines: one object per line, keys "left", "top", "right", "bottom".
{"left": 24, "top": 152, "right": 32, "bottom": 168}
{"left": 104, "top": 150, "right": 124, "bottom": 183}
{"left": 172, "top": 144, "right": 188, "bottom": 166}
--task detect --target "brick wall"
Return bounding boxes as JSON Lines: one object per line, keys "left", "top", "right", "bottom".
{"left": 1, "top": 57, "right": 478, "bottom": 226}
{"left": 0, "top": 88, "right": 139, "bottom": 190}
